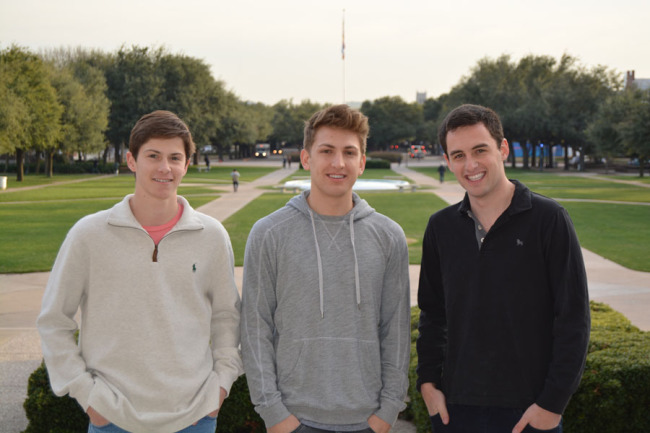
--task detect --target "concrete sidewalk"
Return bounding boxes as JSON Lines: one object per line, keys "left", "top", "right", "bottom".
{"left": 2, "top": 161, "right": 649, "bottom": 432}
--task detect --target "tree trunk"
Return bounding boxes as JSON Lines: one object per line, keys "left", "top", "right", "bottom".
{"left": 522, "top": 141, "right": 530, "bottom": 169}
{"left": 16, "top": 148, "right": 25, "bottom": 182}
{"left": 34, "top": 151, "right": 43, "bottom": 175}
{"left": 563, "top": 145, "right": 570, "bottom": 171}
{"left": 47, "top": 150, "right": 54, "bottom": 178}
{"left": 531, "top": 143, "right": 537, "bottom": 169}
{"left": 509, "top": 141, "right": 516, "bottom": 168}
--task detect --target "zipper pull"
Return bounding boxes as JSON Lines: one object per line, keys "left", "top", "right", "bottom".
{"left": 152, "top": 245, "right": 158, "bottom": 262}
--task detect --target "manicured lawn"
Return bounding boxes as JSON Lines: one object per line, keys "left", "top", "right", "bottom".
{"left": 1, "top": 168, "right": 648, "bottom": 273}
{"left": 223, "top": 192, "right": 445, "bottom": 266}
{"left": 564, "top": 202, "right": 650, "bottom": 272}
{"left": 0, "top": 194, "right": 216, "bottom": 273}
{"left": 0, "top": 173, "right": 98, "bottom": 189}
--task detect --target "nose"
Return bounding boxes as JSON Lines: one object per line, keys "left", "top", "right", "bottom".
{"left": 465, "top": 154, "right": 479, "bottom": 170}
{"left": 159, "top": 158, "right": 172, "bottom": 172}
{"left": 331, "top": 151, "right": 344, "bottom": 168}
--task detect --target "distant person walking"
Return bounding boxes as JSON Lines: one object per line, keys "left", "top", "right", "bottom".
{"left": 231, "top": 168, "right": 240, "bottom": 192}
{"left": 282, "top": 156, "right": 287, "bottom": 168}
{"left": 437, "top": 163, "right": 446, "bottom": 183}
{"left": 204, "top": 154, "right": 211, "bottom": 171}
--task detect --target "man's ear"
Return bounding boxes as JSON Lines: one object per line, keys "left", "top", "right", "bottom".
{"left": 500, "top": 139, "right": 510, "bottom": 161}
{"left": 300, "top": 149, "right": 311, "bottom": 171}
{"left": 126, "top": 151, "right": 137, "bottom": 173}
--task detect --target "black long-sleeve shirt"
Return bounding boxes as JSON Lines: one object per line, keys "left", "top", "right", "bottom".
{"left": 416, "top": 180, "right": 590, "bottom": 414}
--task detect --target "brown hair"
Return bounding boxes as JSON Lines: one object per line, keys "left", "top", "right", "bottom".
{"left": 438, "top": 104, "right": 504, "bottom": 155}
{"left": 129, "top": 110, "right": 196, "bottom": 160}
{"left": 303, "top": 104, "right": 369, "bottom": 154}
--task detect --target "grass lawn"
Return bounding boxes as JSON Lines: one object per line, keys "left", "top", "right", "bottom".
{"left": 0, "top": 173, "right": 98, "bottom": 189}
{"left": 1, "top": 167, "right": 648, "bottom": 273}
{"left": 223, "top": 191, "right": 446, "bottom": 266}
{"left": 0, "top": 168, "right": 276, "bottom": 273}
{"left": 564, "top": 202, "right": 650, "bottom": 272}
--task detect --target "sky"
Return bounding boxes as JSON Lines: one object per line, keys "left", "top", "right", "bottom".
{"left": 1, "top": 0, "right": 649, "bottom": 106}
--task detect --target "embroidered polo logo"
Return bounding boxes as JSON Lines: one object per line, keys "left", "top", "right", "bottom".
{"left": 516, "top": 239, "right": 524, "bottom": 247}
{"left": 192, "top": 264, "right": 197, "bottom": 272}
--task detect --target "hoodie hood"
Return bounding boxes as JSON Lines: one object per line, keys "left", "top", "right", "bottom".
{"left": 287, "top": 191, "right": 375, "bottom": 318}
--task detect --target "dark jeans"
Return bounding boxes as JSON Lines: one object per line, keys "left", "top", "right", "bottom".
{"left": 430, "top": 404, "right": 562, "bottom": 433}
{"left": 88, "top": 415, "right": 216, "bottom": 433}
{"left": 290, "top": 425, "right": 374, "bottom": 433}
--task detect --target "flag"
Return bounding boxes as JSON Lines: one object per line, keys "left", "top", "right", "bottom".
{"left": 342, "top": 11, "right": 345, "bottom": 60}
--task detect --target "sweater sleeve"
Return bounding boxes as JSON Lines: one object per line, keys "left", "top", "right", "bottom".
{"left": 536, "top": 208, "right": 590, "bottom": 414}
{"left": 208, "top": 225, "right": 244, "bottom": 398}
{"left": 240, "top": 224, "right": 291, "bottom": 427}
{"left": 416, "top": 215, "right": 447, "bottom": 391}
{"left": 374, "top": 227, "right": 411, "bottom": 426}
{"left": 36, "top": 224, "right": 95, "bottom": 410}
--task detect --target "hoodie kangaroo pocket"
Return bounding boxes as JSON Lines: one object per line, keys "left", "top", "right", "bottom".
{"left": 276, "top": 337, "right": 382, "bottom": 409}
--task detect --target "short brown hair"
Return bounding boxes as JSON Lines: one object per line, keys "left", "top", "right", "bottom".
{"left": 129, "top": 110, "right": 196, "bottom": 160}
{"left": 303, "top": 104, "right": 369, "bottom": 154}
{"left": 438, "top": 104, "right": 504, "bottom": 156}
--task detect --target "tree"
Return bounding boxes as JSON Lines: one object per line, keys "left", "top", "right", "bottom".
{"left": 619, "top": 89, "right": 650, "bottom": 177}
{"left": 0, "top": 45, "right": 62, "bottom": 181}
{"left": 270, "top": 100, "right": 325, "bottom": 148}
{"left": 360, "top": 96, "right": 422, "bottom": 150}
{"left": 103, "top": 46, "right": 165, "bottom": 163}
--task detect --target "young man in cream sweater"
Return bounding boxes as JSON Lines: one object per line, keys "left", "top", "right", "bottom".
{"left": 38, "top": 110, "right": 243, "bottom": 433}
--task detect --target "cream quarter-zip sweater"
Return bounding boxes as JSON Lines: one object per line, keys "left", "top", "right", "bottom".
{"left": 37, "top": 195, "right": 243, "bottom": 433}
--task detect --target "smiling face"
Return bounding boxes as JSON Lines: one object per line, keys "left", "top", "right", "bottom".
{"left": 444, "top": 122, "right": 510, "bottom": 203}
{"left": 126, "top": 137, "right": 190, "bottom": 203}
{"left": 300, "top": 126, "right": 366, "bottom": 215}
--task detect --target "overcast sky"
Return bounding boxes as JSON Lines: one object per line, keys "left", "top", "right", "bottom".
{"left": 1, "top": 0, "right": 648, "bottom": 106}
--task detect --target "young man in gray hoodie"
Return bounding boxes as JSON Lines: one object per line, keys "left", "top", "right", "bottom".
{"left": 241, "top": 105, "right": 411, "bottom": 433}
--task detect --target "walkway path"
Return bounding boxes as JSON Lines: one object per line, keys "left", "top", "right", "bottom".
{"left": 2, "top": 159, "right": 649, "bottom": 432}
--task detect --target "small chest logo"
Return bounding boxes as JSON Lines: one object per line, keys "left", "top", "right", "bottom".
{"left": 192, "top": 264, "right": 197, "bottom": 272}
{"left": 516, "top": 239, "right": 524, "bottom": 247}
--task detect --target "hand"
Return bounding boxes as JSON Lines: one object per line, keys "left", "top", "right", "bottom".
{"left": 87, "top": 406, "right": 110, "bottom": 427}
{"left": 512, "top": 403, "right": 561, "bottom": 433}
{"left": 420, "top": 382, "right": 449, "bottom": 425}
{"left": 192, "top": 388, "right": 226, "bottom": 425}
{"left": 268, "top": 414, "right": 301, "bottom": 433}
{"left": 368, "top": 414, "right": 391, "bottom": 433}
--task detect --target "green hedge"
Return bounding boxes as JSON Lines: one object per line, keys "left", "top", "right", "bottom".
{"left": 23, "top": 302, "right": 649, "bottom": 433}
{"left": 22, "top": 367, "right": 263, "bottom": 433}
{"left": 406, "top": 302, "right": 650, "bottom": 433}
{"left": 367, "top": 151, "right": 403, "bottom": 163}
{"left": 2, "top": 162, "right": 121, "bottom": 175}
{"left": 364, "top": 158, "right": 391, "bottom": 169}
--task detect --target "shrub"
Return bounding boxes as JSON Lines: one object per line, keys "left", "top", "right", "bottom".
{"left": 22, "top": 361, "right": 88, "bottom": 433}
{"left": 367, "top": 151, "right": 403, "bottom": 163}
{"left": 364, "top": 158, "right": 391, "bottom": 169}
{"left": 22, "top": 365, "right": 263, "bottom": 433}
{"left": 407, "top": 302, "right": 650, "bottom": 433}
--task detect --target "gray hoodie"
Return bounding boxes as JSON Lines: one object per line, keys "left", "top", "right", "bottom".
{"left": 241, "top": 192, "right": 410, "bottom": 429}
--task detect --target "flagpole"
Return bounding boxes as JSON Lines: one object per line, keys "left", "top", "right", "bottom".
{"left": 342, "top": 8, "right": 346, "bottom": 104}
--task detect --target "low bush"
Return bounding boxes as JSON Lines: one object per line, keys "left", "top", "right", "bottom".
{"left": 24, "top": 302, "right": 648, "bottom": 433}
{"left": 406, "top": 302, "right": 650, "bottom": 433}
{"left": 364, "top": 158, "right": 391, "bottom": 169}
{"left": 367, "top": 151, "right": 402, "bottom": 163}
{"left": 22, "top": 366, "right": 263, "bottom": 433}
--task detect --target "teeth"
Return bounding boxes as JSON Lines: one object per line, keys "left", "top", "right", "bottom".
{"left": 154, "top": 178, "right": 172, "bottom": 183}
{"left": 329, "top": 175, "right": 344, "bottom": 179}
{"left": 468, "top": 173, "right": 484, "bottom": 181}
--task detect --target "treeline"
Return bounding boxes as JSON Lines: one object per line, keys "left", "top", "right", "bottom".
{"left": 362, "top": 54, "right": 649, "bottom": 176}
{"left": 2, "top": 45, "right": 649, "bottom": 180}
